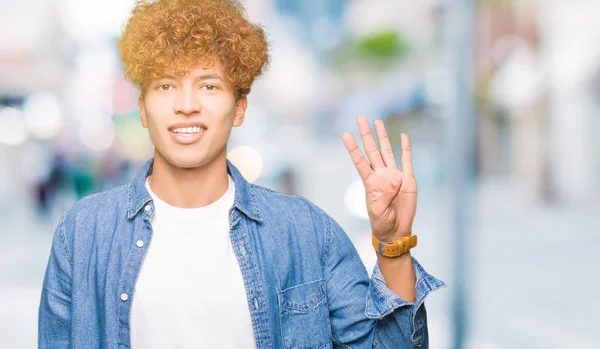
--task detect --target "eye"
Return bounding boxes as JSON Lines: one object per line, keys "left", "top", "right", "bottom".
{"left": 202, "top": 84, "right": 218, "bottom": 91}
{"left": 157, "top": 84, "right": 174, "bottom": 91}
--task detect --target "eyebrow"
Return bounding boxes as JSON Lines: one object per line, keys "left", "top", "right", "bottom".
{"left": 161, "top": 73, "right": 225, "bottom": 82}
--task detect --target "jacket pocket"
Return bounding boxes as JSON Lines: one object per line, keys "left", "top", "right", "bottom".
{"left": 278, "top": 279, "right": 332, "bottom": 349}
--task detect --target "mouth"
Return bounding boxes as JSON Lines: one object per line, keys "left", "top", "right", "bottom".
{"left": 169, "top": 125, "right": 207, "bottom": 145}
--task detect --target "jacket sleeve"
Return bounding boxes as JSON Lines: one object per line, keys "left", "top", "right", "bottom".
{"left": 323, "top": 214, "right": 445, "bottom": 348}
{"left": 38, "top": 216, "right": 72, "bottom": 349}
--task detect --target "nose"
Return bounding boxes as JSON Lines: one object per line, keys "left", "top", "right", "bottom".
{"left": 173, "top": 86, "right": 201, "bottom": 115}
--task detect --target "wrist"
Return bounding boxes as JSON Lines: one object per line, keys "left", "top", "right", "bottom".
{"left": 376, "top": 250, "right": 412, "bottom": 263}
{"left": 374, "top": 228, "right": 412, "bottom": 242}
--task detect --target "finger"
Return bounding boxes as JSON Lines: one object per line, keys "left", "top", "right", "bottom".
{"left": 401, "top": 133, "right": 413, "bottom": 176}
{"left": 342, "top": 132, "right": 371, "bottom": 182}
{"left": 374, "top": 119, "right": 397, "bottom": 169}
{"left": 357, "top": 116, "right": 385, "bottom": 169}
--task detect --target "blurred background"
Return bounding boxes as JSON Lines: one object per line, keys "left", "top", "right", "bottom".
{"left": 1, "top": 0, "right": 599, "bottom": 348}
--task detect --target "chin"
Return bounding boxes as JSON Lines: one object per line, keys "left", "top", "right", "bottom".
{"left": 158, "top": 149, "right": 220, "bottom": 170}
{"left": 171, "top": 160, "right": 204, "bottom": 169}
{"left": 168, "top": 156, "right": 208, "bottom": 169}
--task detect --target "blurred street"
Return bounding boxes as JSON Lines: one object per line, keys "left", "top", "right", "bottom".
{"left": 2, "top": 0, "right": 600, "bottom": 348}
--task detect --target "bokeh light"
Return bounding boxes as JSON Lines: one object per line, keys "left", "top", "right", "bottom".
{"left": 345, "top": 179, "right": 369, "bottom": 219}
{"left": 227, "top": 146, "right": 263, "bottom": 183}
{"left": 0, "top": 107, "right": 28, "bottom": 146}
{"left": 79, "top": 120, "right": 115, "bottom": 151}
{"left": 22, "top": 92, "right": 62, "bottom": 139}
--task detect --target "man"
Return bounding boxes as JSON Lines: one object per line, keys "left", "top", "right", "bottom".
{"left": 38, "top": 0, "right": 444, "bottom": 348}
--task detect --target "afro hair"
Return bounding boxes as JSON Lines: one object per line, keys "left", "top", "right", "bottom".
{"left": 117, "top": 0, "right": 270, "bottom": 98}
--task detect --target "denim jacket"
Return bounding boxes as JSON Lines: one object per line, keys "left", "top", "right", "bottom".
{"left": 39, "top": 158, "right": 444, "bottom": 349}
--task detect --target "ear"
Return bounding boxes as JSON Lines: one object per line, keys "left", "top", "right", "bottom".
{"left": 139, "top": 96, "right": 148, "bottom": 128}
{"left": 232, "top": 95, "right": 248, "bottom": 128}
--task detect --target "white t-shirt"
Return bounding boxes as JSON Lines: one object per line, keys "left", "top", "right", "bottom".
{"left": 130, "top": 175, "right": 255, "bottom": 349}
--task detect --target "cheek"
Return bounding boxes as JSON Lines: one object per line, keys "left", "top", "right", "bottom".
{"left": 144, "top": 101, "right": 170, "bottom": 128}
{"left": 206, "top": 98, "right": 238, "bottom": 122}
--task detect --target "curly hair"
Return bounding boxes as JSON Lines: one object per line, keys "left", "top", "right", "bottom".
{"left": 117, "top": 0, "right": 269, "bottom": 98}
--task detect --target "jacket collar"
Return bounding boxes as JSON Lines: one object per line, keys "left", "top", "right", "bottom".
{"left": 127, "top": 158, "right": 262, "bottom": 222}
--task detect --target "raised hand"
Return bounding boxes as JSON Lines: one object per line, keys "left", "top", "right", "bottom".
{"left": 342, "top": 116, "right": 417, "bottom": 242}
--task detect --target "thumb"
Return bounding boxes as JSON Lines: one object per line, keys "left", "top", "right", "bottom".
{"left": 368, "top": 175, "right": 402, "bottom": 216}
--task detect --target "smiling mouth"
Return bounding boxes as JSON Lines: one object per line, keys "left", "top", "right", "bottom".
{"left": 171, "top": 126, "right": 205, "bottom": 136}
{"left": 169, "top": 126, "right": 206, "bottom": 145}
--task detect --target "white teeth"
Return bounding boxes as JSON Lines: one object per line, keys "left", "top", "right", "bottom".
{"left": 172, "top": 127, "right": 205, "bottom": 134}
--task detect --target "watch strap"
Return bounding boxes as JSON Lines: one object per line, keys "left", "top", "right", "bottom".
{"left": 372, "top": 233, "right": 418, "bottom": 257}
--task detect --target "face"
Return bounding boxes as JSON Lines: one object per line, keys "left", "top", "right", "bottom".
{"left": 139, "top": 60, "right": 247, "bottom": 170}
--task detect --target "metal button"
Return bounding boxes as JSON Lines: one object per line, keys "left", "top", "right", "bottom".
{"left": 144, "top": 204, "right": 151, "bottom": 212}
{"left": 120, "top": 293, "right": 129, "bottom": 302}
{"left": 136, "top": 240, "right": 144, "bottom": 248}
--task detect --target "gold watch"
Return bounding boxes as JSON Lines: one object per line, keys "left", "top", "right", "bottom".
{"left": 372, "top": 233, "right": 418, "bottom": 257}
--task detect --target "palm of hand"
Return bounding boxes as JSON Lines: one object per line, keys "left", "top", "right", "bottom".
{"left": 343, "top": 117, "right": 417, "bottom": 241}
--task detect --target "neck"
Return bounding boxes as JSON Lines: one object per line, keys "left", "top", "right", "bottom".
{"left": 147, "top": 151, "right": 229, "bottom": 208}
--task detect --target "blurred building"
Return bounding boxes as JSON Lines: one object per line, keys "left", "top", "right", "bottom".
{"left": 476, "top": 0, "right": 600, "bottom": 203}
